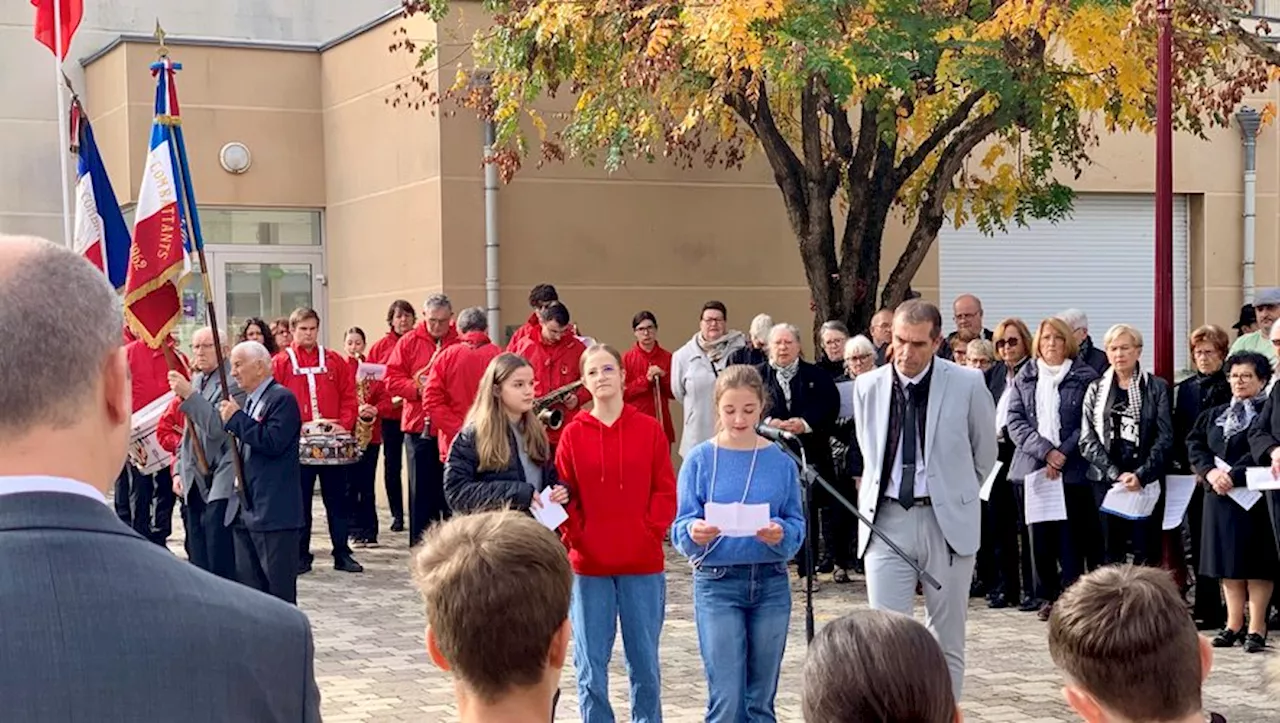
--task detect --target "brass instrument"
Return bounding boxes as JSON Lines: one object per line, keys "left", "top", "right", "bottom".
{"left": 354, "top": 353, "right": 375, "bottom": 450}
{"left": 534, "top": 380, "right": 585, "bottom": 431}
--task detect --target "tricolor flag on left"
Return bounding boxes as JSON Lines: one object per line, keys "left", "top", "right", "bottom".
{"left": 31, "top": 0, "right": 82, "bottom": 60}
{"left": 70, "top": 101, "right": 131, "bottom": 288}
{"left": 123, "top": 58, "right": 189, "bottom": 347}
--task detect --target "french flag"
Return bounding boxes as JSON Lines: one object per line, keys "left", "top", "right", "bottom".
{"left": 71, "top": 102, "right": 131, "bottom": 288}
{"left": 123, "top": 58, "right": 188, "bottom": 346}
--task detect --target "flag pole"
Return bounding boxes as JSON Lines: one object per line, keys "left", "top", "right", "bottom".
{"left": 53, "top": 0, "right": 74, "bottom": 247}
{"left": 153, "top": 22, "right": 249, "bottom": 505}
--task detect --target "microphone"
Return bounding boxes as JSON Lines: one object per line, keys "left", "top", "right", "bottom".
{"left": 754, "top": 422, "right": 798, "bottom": 443}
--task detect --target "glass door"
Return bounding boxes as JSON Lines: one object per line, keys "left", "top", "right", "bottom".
{"left": 211, "top": 250, "right": 326, "bottom": 346}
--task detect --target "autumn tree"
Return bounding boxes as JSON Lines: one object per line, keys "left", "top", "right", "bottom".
{"left": 397, "top": 0, "right": 1274, "bottom": 335}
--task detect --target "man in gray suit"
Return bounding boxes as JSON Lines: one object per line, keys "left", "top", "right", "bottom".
{"left": 167, "top": 326, "right": 244, "bottom": 580}
{"left": 0, "top": 235, "right": 321, "bottom": 722}
{"left": 852, "top": 299, "right": 997, "bottom": 698}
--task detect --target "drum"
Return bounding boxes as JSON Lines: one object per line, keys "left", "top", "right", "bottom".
{"left": 299, "top": 419, "right": 361, "bottom": 466}
{"left": 129, "top": 392, "right": 174, "bottom": 475}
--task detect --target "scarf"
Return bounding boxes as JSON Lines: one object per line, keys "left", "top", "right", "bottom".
{"left": 698, "top": 330, "right": 746, "bottom": 364}
{"left": 1216, "top": 393, "right": 1266, "bottom": 439}
{"left": 1035, "top": 359, "right": 1072, "bottom": 447}
{"left": 772, "top": 359, "right": 800, "bottom": 405}
{"left": 1092, "top": 364, "right": 1147, "bottom": 441}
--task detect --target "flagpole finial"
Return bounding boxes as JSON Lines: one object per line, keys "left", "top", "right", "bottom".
{"left": 154, "top": 20, "right": 169, "bottom": 58}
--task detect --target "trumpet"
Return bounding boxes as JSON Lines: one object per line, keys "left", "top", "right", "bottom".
{"left": 534, "top": 380, "right": 585, "bottom": 431}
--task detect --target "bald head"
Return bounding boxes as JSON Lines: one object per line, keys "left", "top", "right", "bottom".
{"left": 0, "top": 235, "right": 123, "bottom": 434}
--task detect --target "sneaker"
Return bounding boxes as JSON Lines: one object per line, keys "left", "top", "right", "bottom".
{"left": 833, "top": 568, "right": 850, "bottom": 584}
{"left": 1212, "top": 628, "right": 1245, "bottom": 648}
{"left": 1018, "top": 597, "right": 1042, "bottom": 613}
{"left": 1245, "top": 632, "right": 1267, "bottom": 654}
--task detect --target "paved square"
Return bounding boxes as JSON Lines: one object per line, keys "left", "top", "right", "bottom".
{"left": 169, "top": 512, "right": 1279, "bottom": 722}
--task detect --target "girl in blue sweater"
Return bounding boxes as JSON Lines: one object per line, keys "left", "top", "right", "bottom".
{"left": 671, "top": 364, "right": 806, "bottom": 723}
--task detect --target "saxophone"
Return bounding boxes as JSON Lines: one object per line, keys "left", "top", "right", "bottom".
{"left": 534, "top": 380, "right": 585, "bottom": 431}
{"left": 355, "top": 354, "right": 375, "bottom": 449}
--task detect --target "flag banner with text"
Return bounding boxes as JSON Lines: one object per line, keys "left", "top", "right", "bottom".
{"left": 71, "top": 100, "right": 131, "bottom": 288}
{"left": 123, "top": 58, "right": 187, "bottom": 348}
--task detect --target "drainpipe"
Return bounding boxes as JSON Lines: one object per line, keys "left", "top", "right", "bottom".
{"left": 484, "top": 118, "right": 501, "bottom": 337}
{"left": 473, "top": 70, "right": 501, "bottom": 337}
{"left": 1237, "top": 106, "right": 1261, "bottom": 304}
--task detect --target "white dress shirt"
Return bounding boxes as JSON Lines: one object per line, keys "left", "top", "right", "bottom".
{"left": 0, "top": 475, "right": 107, "bottom": 504}
{"left": 885, "top": 363, "right": 932, "bottom": 500}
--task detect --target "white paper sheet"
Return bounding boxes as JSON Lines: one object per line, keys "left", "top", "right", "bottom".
{"left": 356, "top": 361, "right": 388, "bottom": 381}
{"left": 1228, "top": 487, "right": 1263, "bottom": 511}
{"left": 1245, "top": 467, "right": 1280, "bottom": 491}
{"left": 531, "top": 487, "right": 568, "bottom": 530}
{"left": 1162, "top": 475, "right": 1197, "bottom": 530}
{"left": 1023, "top": 469, "right": 1068, "bottom": 525}
{"left": 1101, "top": 481, "right": 1162, "bottom": 520}
{"left": 705, "top": 501, "right": 772, "bottom": 537}
{"left": 1214, "top": 457, "right": 1233, "bottom": 473}
{"left": 979, "top": 462, "right": 1003, "bottom": 502}
{"left": 836, "top": 380, "right": 855, "bottom": 420}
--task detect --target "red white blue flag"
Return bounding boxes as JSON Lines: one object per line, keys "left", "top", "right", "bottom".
{"left": 123, "top": 58, "right": 189, "bottom": 347}
{"left": 70, "top": 101, "right": 131, "bottom": 288}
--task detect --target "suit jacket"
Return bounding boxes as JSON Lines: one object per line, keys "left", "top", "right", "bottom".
{"left": 0, "top": 491, "right": 320, "bottom": 721}
{"left": 852, "top": 360, "right": 997, "bottom": 557}
{"left": 177, "top": 364, "right": 246, "bottom": 506}
{"left": 225, "top": 380, "right": 304, "bottom": 533}
{"left": 755, "top": 360, "right": 840, "bottom": 480}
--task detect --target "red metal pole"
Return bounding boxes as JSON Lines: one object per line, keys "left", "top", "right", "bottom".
{"left": 1154, "top": 0, "right": 1174, "bottom": 382}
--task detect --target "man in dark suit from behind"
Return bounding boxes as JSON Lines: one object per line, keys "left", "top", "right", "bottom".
{"left": 0, "top": 235, "right": 321, "bottom": 722}
{"left": 220, "top": 340, "right": 306, "bottom": 605}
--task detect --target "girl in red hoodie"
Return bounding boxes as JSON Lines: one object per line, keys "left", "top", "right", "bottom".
{"left": 557, "top": 344, "right": 677, "bottom": 723}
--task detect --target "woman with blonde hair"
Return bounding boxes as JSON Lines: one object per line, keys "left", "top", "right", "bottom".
{"left": 442, "top": 353, "right": 568, "bottom": 514}
{"left": 1004, "top": 316, "right": 1100, "bottom": 620}
{"left": 672, "top": 365, "right": 806, "bottom": 722}
{"left": 1079, "top": 324, "right": 1173, "bottom": 566}
{"left": 557, "top": 344, "right": 677, "bottom": 723}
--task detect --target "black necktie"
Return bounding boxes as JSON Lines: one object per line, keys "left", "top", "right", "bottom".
{"left": 899, "top": 382, "right": 917, "bottom": 509}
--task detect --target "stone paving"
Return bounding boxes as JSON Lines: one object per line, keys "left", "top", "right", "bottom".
{"left": 166, "top": 508, "right": 1280, "bottom": 722}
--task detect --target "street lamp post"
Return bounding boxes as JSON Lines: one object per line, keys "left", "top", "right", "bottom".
{"left": 1154, "top": 0, "right": 1174, "bottom": 382}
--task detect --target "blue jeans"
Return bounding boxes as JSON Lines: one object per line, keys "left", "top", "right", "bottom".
{"left": 693, "top": 562, "right": 792, "bottom": 723}
{"left": 570, "top": 573, "right": 666, "bottom": 723}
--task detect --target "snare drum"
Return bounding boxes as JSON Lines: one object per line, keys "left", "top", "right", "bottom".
{"left": 299, "top": 420, "right": 361, "bottom": 466}
{"left": 129, "top": 392, "right": 174, "bottom": 475}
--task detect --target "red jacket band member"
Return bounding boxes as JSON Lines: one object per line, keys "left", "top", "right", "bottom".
{"left": 622, "top": 310, "right": 675, "bottom": 444}
{"left": 271, "top": 307, "right": 357, "bottom": 432}
{"left": 385, "top": 295, "right": 461, "bottom": 436}
{"left": 507, "top": 283, "right": 579, "bottom": 352}
{"left": 510, "top": 302, "right": 590, "bottom": 445}
{"left": 423, "top": 307, "right": 502, "bottom": 461}
{"left": 126, "top": 333, "right": 189, "bottom": 413}
{"left": 367, "top": 299, "right": 416, "bottom": 424}
{"left": 343, "top": 327, "right": 393, "bottom": 446}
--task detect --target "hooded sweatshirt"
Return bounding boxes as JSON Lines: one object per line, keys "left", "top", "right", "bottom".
{"left": 556, "top": 405, "right": 677, "bottom": 576}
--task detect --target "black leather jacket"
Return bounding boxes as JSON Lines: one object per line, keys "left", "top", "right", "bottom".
{"left": 443, "top": 423, "right": 559, "bottom": 513}
{"left": 1079, "top": 371, "right": 1173, "bottom": 486}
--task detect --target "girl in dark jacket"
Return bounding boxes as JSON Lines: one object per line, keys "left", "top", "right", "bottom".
{"left": 1005, "top": 317, "right": 1101, "bottom": 620}
{"left": 1079, "top": 324, "right": 1174, "bottom": 567}
{"left": 443, "top": 353, "right": 568, "bottom": 513}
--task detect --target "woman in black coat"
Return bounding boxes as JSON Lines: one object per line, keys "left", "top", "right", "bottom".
{"left": 443, "top": 353, "right": 567, "bottom": 514}
{"left": 1174, "top": 325, "right": 1232, "bottom": 629}
{"left": 1079, "top": 324, "right": 1174, "bottom": 567}
{"left": 1188, "top": 351, "right": 1276, "bottom": 654}
{"left": 1005, "top": 317, "right": 1100, "bottom": 620}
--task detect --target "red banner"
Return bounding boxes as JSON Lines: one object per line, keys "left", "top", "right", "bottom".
{"left": 31, "top": 0, "right": 82, "bottom": 60}
{"left": 123, "top": 199, "right": 183, "bottom": 348}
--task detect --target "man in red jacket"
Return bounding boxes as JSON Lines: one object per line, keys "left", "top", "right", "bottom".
{"left": 272, "top": 307, "right": 362, "bottom": 574}
{"left": 510, "top": 302, "right": 590, "bottom": 449}
{"left": 424, "top": 306, "right": 501, "bottom": 463}
{"left": 117, "top": 333, "right": 189, "bottom": 545}
{"left": 385, "top": 293, "right": 461, "bottom": 544}
{"left": 366, "top": 299, "right": 416, "bottom": 533}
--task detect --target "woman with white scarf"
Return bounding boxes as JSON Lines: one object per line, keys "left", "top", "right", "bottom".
{"left": 671, "top": 301, "right": 747, "bottom": 458}
{"left": 1005, "top": 317, "right": 1100, "bottom": 621}
{"left": 1188, "top": 351, "right": 1277, "bottom": 654}
{"left": 1079, "top": 323, "right": 1174, "bottom": 568}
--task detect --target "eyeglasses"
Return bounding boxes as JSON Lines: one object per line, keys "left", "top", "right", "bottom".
{"left": 192, "top": 343, "right": 215, "bottom": 351}
{"left": 846, "top": 353, "right": 873, "bottom": 362}
{"left": 1229, "top": 373, "right": 1258, "bottom": 382}
{"left": 701, "top": 317, "right": 725, "bottom": 325}
{"left": 995, "top": 338, "right": 1020, "bottom": 348}
{"left": 635, "top": 325, "right": 656, "bottom": 333}
{"left": 954, "top": 312, "right": 979, "bottom": 321}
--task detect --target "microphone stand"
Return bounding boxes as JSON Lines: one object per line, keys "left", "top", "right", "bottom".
{"left": 768, "top": 436, "right": 941, "bottom": 644}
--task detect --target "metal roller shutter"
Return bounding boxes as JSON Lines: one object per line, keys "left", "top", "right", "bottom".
{"left": 938, "top": 193, "right": 1190, "bottom": 371}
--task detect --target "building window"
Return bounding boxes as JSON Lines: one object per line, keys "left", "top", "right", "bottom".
{"left": 119, "top": 207, "right": 322, "bottom": 247}
{"left": 1257, "top": 0, "right": 1280, "bottom": 17}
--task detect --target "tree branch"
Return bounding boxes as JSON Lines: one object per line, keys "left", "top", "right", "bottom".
{"left": 893, "top": 89, "right": 987, "bottom": 187}
{"left": 1191, "top": 0, "right": 1280, "bottom": 67}
{"left": 725, "top": 81, "right": 810, "bottom": 231}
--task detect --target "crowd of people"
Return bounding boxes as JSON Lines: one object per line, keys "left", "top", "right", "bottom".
{"left": 5, "top": 231, "right": 1280, "bottom": 722}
